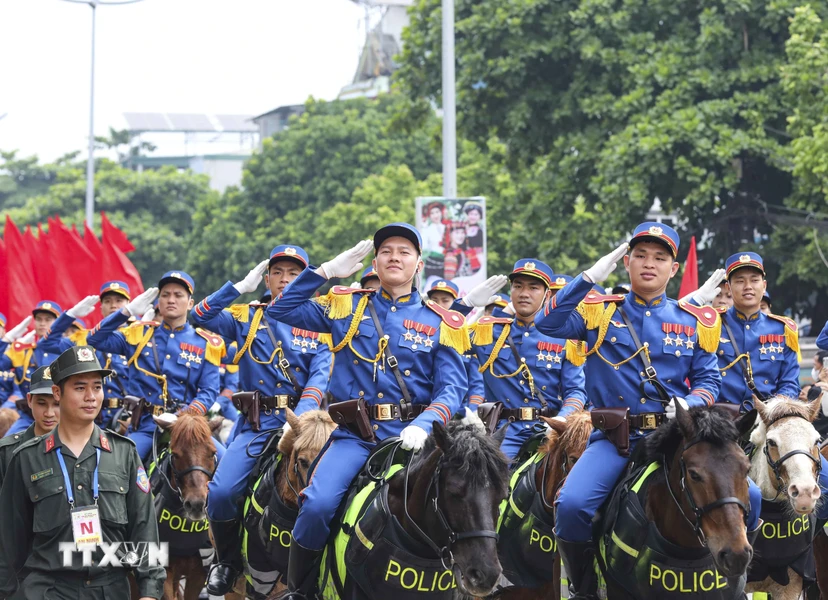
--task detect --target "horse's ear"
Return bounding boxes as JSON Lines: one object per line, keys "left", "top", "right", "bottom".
{"left": 540, "top": 416, "right": 567, "bottom": 436}
{"left": 754, "top": 397, "right": 770, "bottom": 423}
{"left": 286, "top": 408, "right": 302, "bottom": 434}
{"left": 736, "top": 409, "right": 758, "bottom": 438}
{"left": 432, "top": 421, "right": 452, "bottom": 452}
{"left": 806, "top": 397, "right": 821, "bottom": 422}
{"left": 674, "top": 398, "right": 694, "bottom": 437}
{"left": 492, "top": 423, "right": 509, "bottom": 446}
{"left": 208, "top": 416, "right": 224, "bottom": 433}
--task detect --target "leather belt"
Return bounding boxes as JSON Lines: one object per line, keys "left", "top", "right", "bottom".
{"left": 259, "top": 395, "right": 298, "bottom": 410}
{"left": 628, "top": 412, "right": 664, "bottom": 430}
{"left": 105, "top": 397, "right": 122, "bottom": 410}
{"left": 501, "top": 407, "right": 559, "bottom": 422}
{"left": 371, "top": 403, "right": 426, "bottom": 421}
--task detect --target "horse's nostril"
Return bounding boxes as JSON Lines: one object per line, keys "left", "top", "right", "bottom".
{"left": 789, "top": 485, "right": 800, "bottom": 498}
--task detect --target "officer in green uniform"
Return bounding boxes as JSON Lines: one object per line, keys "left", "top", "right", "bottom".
{"left": 0, "top": 346, "right": 165, "bottom": 600}
{"left": 0, "top": 366, "right": 59, "bottom": 485}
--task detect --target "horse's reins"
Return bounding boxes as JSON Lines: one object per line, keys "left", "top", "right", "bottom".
{"left": 152, "top": 425, "right": 217, "bottom": 500}
{"left": 761, "top": 413, "right": 821, "bottom": 497}
{"left": 662, "top": 437, "right": 750, "bottom": 547}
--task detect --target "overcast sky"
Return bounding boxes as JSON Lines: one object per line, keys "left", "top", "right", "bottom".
{"left": 0, "top": 0, "right": 368, "bottom": 161}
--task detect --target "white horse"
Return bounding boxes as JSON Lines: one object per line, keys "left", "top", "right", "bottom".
{"left": 745, "top": 395, "right": 822, "bottom": 600}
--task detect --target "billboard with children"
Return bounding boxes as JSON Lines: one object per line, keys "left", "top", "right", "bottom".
{"left": 415, "top": 196, "right": 487, "bottom": 296}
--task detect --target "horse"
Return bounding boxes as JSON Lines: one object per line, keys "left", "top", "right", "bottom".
{"left": 319, "top": 412, "right": 511, "bottom": 599}
{"left": 814, "top": 440, "right": 828, "bottom": 597}
{"left": 598, "top": 403, "right": 757, "bottom": 599}
{"left": 491, "top": 410, "right": 593, "bottom": 600}
{"left": 238, "top": 408, "right": 336, "bottom": 599}
{"left": 147, "top": 412, "right": 219, "bottom": 600}
{"left": 745, "top": 396, "right": 823, "bottom": 600}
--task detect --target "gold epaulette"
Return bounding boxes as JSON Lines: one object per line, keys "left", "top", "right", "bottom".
{"left": 122, "top": 322, "right": 149, "bottom": 346}
{"left": 225, "top": 304, "right": 251, "bottom": 324}
{"left": 196, "top": 328, "right": 226, "bottom": 366}
{"left": 677, "top": 301, "right": 721, "bottom": 353}
{"left": 471, "top": 316, "right": 512, "bottom": 346}
{"left": 425, "top": 300, "right": 471, "bottom": 354}
{"left": 69, "top": 329, "right": 88, "bottom": 346}
{"left": 314, "top": 286, "right": 374, "bottom": 320}
{"left": 576, "top": 292, "right": 626, "bottom": 330}
{"left": 6, "top": 343, "right": 32, "bottom": 367}
{"left": 766, "top": 313, "right": 801, "bottom": 360}
{"left": 565, "top": 340, "right": 588, "bottom": 366}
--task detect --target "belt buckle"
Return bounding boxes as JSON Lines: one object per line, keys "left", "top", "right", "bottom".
{"left": 275, "top": 395, "right": 289, "bottom": 409}
{"left": 375, "top": 404, "right": 394, "bottom": 421}
{"left": 641, "top": 414, "right": 657, "bottom": 430}
{"left": 520, "top": 407, "right": 536, "bottom": 421}
{"left": 107, "top": 398, "right": 120, "bottom": 409}
{"left": 152, "top": 405, "right": 165, "bottom": 417}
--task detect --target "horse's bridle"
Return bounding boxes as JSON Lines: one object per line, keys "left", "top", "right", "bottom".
{"left": 152, "top": 426, "right": 217, "bottom": 500}
{"left": 402, "top": 449, "right": 500, "bottom": 571}
{"left": 762, "top": 413, "right": 821, "bottom": 496}
{"left": 663, "top": 437, "right": 750, "bottom": 547}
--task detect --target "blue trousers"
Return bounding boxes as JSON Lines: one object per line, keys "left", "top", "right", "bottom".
{"left": 207, "top": 414, "right": 283, "bottom": 521}
{"left": 499, "top": 420, "right": 537, "bottom": 460}
{"left": 5, "top": 413, "right": 33, "bottom": 437}
{"left": 128, "top": 413, "right": 226, "bottom": 465}
{"left": 555, "top": 433, "right": 762, "bottom": 541}
{"left": 292, "top": 427, "right": 375, "bottom": 550}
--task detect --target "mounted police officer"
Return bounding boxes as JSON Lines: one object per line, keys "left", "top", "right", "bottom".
{"left": 38, "top": 282, "right": 135, "bottom": 429}
{"left": 87, "top": 272, "right": 223, "bottom": 462}
{"left": 0, "top": 346, "right": 165, "bottom": 600}
{"left": 191, "top": 244, "right": 333, "bottom": 595}
{"left": 471, "top": 259, "right": 587, "bottom": 458}
{"left": 535, "top": 222, "right": 761, "bottom": 599}
{"left": 266, "top": 223, "right": 470, "bottom": 599}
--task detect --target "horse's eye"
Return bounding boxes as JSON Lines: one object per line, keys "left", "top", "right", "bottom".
{"left": 297, "top": 458, "right": 310, "bottom": 470}
{"left": 688, "top": 470, "right": 703, "bottom": 482}
{"left": 767, "top": 439, "right": 777, "bottom": 448}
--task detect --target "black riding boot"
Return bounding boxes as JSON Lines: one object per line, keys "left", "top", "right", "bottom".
{"left": 274, "top": 539, "right": 323, "bottom": 599}
{"left": 557, "top": 537, "right": 599, "bottom": 600}
{"left": 205, "top": 519, "right": 243, "bottom": 595}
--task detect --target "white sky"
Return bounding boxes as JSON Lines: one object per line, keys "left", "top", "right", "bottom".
{"left": 0, "top": 0, "right": 367, "bottom": 161}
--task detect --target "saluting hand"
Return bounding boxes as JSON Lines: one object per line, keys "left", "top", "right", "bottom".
{"left": 462, "top": 275, "right": 509, "bottom": 308}
{"left": 17, "top": 330, "right": 36, "bottom": 345}
{"left": 318, "top": 240, "right": 374, "bottom": 280}
{"left": 126, "top": 287, "right": 159, "bottom": 317}
{"left": 234, "top": 259, "right": 269, "bottom": 295}
{"left": 2, "top": 316, "right": 32, "bottom": 343}
{"left": 67, "top": 295, "right": 99, "bottom": 318}
{"left": 685, "top": 268, "right": 726, "bottom": 306}
{"left": 584, "top": 242, "right": 628, "bottom": 284}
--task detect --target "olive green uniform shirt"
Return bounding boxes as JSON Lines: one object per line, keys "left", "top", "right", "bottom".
{"left": 0, "top": 424, "right": 36, "bottom": 486}
{"left": 0, "top": 425, "right": 165, "bottom": 599}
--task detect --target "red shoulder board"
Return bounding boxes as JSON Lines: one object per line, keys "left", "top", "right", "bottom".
{"left": 426, "top": 300, "right": 466, "bottom": 330}
{"left": 330, "top": 286, "right": 375, "bottom": 295}
{"left": 678, "top": 301, "right": 719, "bottom": 328}
{"left": 475, "top": 316, "right": 513, "bottom": 325}
{"left": 195, "top": 328, "right": 223, "bottom": 347}
{"left": 100, "top": 434, "right": 111, "bottom": 452}
{"left": 766, "top": 313, "right": 797, "bottom": 332}
{"left": 715, "top": 306, "right": 728, "bottom": 314}
{"left": 582, "top": 292, "right": 626, "bottom": 305}
{"left": 12, "top": 341, "right": 35, "bottom": 352}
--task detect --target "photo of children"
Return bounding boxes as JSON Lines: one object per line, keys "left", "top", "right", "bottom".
{"left": 415, "top": 197, "right": 487, "bottom": 295}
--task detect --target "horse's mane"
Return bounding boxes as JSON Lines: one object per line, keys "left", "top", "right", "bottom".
{"left": 643, "top": 407, "right": 740, "bottom": 464}
{"left": 415, "top": 421, "right": 510, "bottom": 495}
{"left": 761, "top": 395, "right": 812, "bottom": 422}
{"left": 279, "top": 410, "right": 336, "bottom": 457}
{"left": 170, "top": 412, "right": 216, "bottom": 451}
{"left": 539, "top": 410, "right": 592, "bottom": 475}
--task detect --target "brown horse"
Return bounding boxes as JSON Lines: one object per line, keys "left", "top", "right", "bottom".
{"left": 813, "top": 440, "right": 828, "bottom": 597}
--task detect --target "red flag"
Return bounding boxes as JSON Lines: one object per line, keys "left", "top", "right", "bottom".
{"left": 101, "top": 212, "right": 135, "bottom": 253}
{"left": 36, "top": 224, "right": 59, "bottom": 301}
{"left": 83, "top": 222, "right": 104, "bottom": 326}
{"left": 678, "top": 236, "right": 699, "bottom": 299}
{"left": 0, "top": 237, "right": 7, "bottom": 319}
{"left": 4, "top": 217, "right": 40, "bottom": 326}
{"left": 51, "top": 219, "right": 97, "bottom": 313}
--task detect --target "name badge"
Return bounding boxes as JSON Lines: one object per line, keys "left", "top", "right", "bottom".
{"left": 71, "top": 505, "right": 103, "bottom": 545}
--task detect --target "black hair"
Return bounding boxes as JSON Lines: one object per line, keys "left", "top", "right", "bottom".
{"left": 816, "top": 350, "right": 828, "bottom": 367}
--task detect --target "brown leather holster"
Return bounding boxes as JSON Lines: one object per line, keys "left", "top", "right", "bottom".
{"left": 328, "top": 399, "right": 376, "bottom": 443}
{"left": 591, "top": 407, "right": 631, "bottom": 457}
{"left": 233, "top": 391, "right": 261, "bottom": 432}
{"left": 121, "top": 395, "right": 144, "bottom": 431}
{"left": 476, "top": 402, "right": 505, "bottom": 435}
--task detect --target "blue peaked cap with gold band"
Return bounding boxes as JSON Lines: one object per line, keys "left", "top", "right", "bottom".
{"left": 491, "top": 293, "right": 510, "bottom": 308}
{"left": 269, "top": 244, "right": 309, "bottom": 269}
{"left": 100, "top": 280, "right": 131, "bottom": 301}
{"left": 725, "top": 252, "right": 765, "bottom": 279}
{"left": 629, "top": 221, "right": 680, "bottom": 258}
{"left": 509, "top": 258, "right": 554, "bottom": 287}
{"left": 374, "top": 222, "right": 422, "bottom": 254}
{"left": 359, "top": 265, "right": 379, "bottom": 287}
{"left": 158, "top": 271, "right": 195, "bottom": 295}
{"left": 426, "top": 279, "right": 460, "bottom": 299}
{"left": 550, "top": 274, "right": 573, "bottom": 291}
{"left": 33, "top": 300, "right": 62, "bottom": 319}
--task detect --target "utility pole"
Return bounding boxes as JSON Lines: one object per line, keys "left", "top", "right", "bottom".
{"left": 441, "top": 0, "right": 456, "bottom": 198}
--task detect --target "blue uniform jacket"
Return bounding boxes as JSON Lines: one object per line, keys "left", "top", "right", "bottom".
{"left": 87, "top": 311, "right": 221, "bottom": 414}
{"left": 266, "top": 269, "right": 469, "bottom": 438}
{"left": 817, "top": 320, "right": 828, "bottom": 351}
{"left": 536, "top": 275, "right": 721, "bottom": 414}
{"left": 716, "top": 307, "right": 800, "bottom": 404}
{"left": 191, "top": 281, "right": 332, "bottom": 415}
{"left": 0, "top": 341, "right": 18, "bottom": 405}
{"left": 8, "top": 333, "right": 73, "bottom": 398}
{"left": 471, "top": 314, "right": 587, "bottom": 417}
{"left": 39, "top": 312, "right": 133, "bottom": 401}
{"left": 464, "top": 352, "right": 485, "bottom": 408}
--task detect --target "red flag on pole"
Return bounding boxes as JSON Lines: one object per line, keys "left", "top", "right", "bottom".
{"left": 101, "top": 212, "right": 135, "bottom": 253}
{"left": 82, "top": 222, "right": 104, "bottom": 326}
{"left": 51, "top": 219, "right": 97, "bottom": 312}
{"left": 4, "top": 217, "right": 40, "bottom": 326}
{"left": 36, "top": 223, "right": 59, "bottom": 301}
{"left": 0, "top": 237, "right": 7, "bottom": 319}
{"left": 678, "top": 236, "right": 699, "bottom": 300}
{"left": 101, "top": 215, "right": 144, "bottom": 297}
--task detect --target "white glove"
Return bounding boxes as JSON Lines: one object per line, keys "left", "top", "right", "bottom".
{"left": 461, "top": 275, "right": 509, "bottom": 308}
{"left": 400, "top": 425, "right": 428, "bottom": 451}
{"left": 584, "top": 243, "right": 628, "bottom": 284}
{"left": 141, "top": 308, "right": 156, "bottom": 323}
{"left": 18, "top": 330, "right": 36, "bottom": 345}
{"left": 665, "top": 397, "right": 689, "bottom": 420}
{"left": 67, "top": 295, "right": 99, "bottom": 319}
{"left": 126, "top": 287, "right": 159, "bottom": 317}
{"left": 319, "top": 240, "right": 374, "bottom": 280}
{"left": 544, "top": 415, "right": 566, "bottom": 432}
{"left": 688, "top": 268, "right": 726, "bottom": 306}
{"left": 2, "top": 316, "right": 32, "bottom": 343}
{"left": 234, "top": 259, "right": 269, "bottom": 295}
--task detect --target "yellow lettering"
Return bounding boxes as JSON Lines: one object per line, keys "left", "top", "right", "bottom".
{"left": 400, "top": 567, "right": 418, "bottom": 590}
{"left": 762, "top": 521, "right": 775, "bottom": 539}
{"left": 661, "top": 569, "right": 678, "bottom": 592}
{"left": 385, "top": 559, "right": 401, "bottom": 582}
{"left": 280, "top": 529, "right": 291, "bottom": 548}
{"left": 417, "top": 570, "right": 430, "bottom": 592}
{"left": 438, "top": 570, "right": 453, "bottom": 591}
{"left": 649, "top": 564, "right": 661, "bottom": 588}
{"left": 804, "top": 515, "right": 811, "bottom": 532}
{"left": 169, "top": 515, "right": 182, "bottom": 531}
{"left": 530, "top": 529, "right": 539, "bottom": 545}
{"left": 792, "top": 516, "right": 802, "bottom": 536}
{"left": 716, "top": 570, "right": 727, "bottom": 589}
{"left": 159, "top": 508, "right": 171, "bottom": 524}
{"left": 529, "top": 529, "right": 555, "bottom": 553}
{"left": 700, "top": 570, "right": 714, "bottom": 592}
{"left": 679, "top": 570, "right": 692, "bottom": 593}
